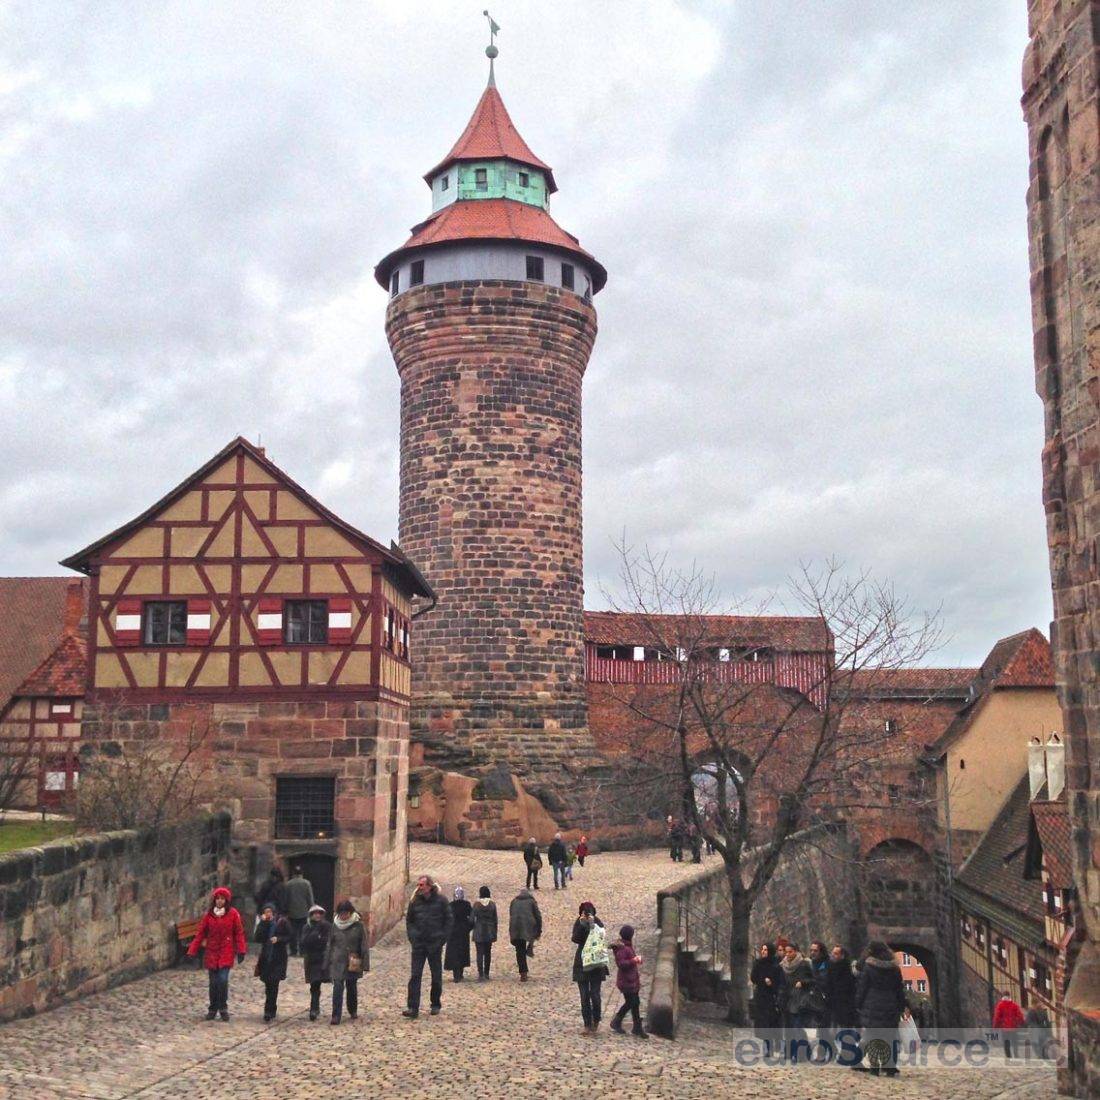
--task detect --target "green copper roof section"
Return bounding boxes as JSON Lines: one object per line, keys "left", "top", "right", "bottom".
{"left": 431, "top": 160, "right": 548, "bottom": 213}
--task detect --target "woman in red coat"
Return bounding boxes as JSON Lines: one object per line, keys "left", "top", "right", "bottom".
{"left": 992, "top": 991, "right": 1026, "bottom": 1059}
{"left": 187, "top": 886, "right": 247, "bottom": 1021}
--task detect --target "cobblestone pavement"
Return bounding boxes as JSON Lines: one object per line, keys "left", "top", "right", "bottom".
{"left": 0, "top": 844, "right": 1058, "bottom": 1099}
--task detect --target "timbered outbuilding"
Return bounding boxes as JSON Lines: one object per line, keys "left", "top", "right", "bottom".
{"left": 60, "top": 437, "right": 432, "bottom": 936}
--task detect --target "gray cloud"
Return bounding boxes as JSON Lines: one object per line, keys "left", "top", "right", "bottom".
{"left": 0, "top": 1, "right": 1048, "bottom": 664}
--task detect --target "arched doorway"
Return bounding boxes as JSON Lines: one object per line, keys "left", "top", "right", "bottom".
{"left": 890, "top": 941, "right": 937, "bottom": 1028}
{"left": 284, "top": 852, "right": 335, "bottom": 916}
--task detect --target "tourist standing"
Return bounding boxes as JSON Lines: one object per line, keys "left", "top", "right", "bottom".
{"left": 576, "top": 836, "right": 589, "bottom": 867}
{"left": 549, "top": 832, "right": 568, "bottom": 889}
{"left": 855, "top": 941, "right": 906, "bottom": 1076}
{"left": 325, "top": 899, "right": 368, "bottom": 1025}
{"left": 254, "top": 901, "right": 291, "bottom": 1022}
{"left": 403, "top": 875, "right": 452, "bottom": 1018}
{"left": 300, "top": 903, "right": 331, "bottom": 1021}
{"left": 509, "top": 887, "right": 542, "bottom": 982}
{"left": 826, "top": 944, "right": 858, "bottom": 1031}
{"left": 471, "top": 885, "right": 498, "bottom": 980}
{"left": 565, "top": 844, "right": 577, "bottom": 882}
{"left": 444, "top": 885, "right": 473, "bottom": 982}
{"left": 609, "top": 925, "right": 647, "bottom": 1038}
{"left": 522, "top": 837, "right": 542, "bottom": 890}
{"left": 187, "top": 886, "right": 247, "bottom": 1022}
{"left": 254, "top": 868, "right": 287, "bottom": 927}
{"left": 750, "top": 943, "right": 785, "bottom": 1049}
{"left": 688, "top": 823, "right": 702, "bottom": 864}
{"left": 807, "top": 941, "right": 830, "bottom": 1029}
{"left": 572, "top": 901, "right": 609, "bottom": 1035}
{"left": 993, "top": 990, "right": 1026, "bottom": 1059}
{"left": 283, "top": 867, "right": 314, "bottom": 956}
{"left": 779, "top": 943, "right": 815, "bottom": 1035}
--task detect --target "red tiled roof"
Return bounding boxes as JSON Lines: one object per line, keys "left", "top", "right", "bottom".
{"left": 993, "top": 628, "right": 1055, "bottom": 687}
{"left": 15, "top": 633, "right": 86, "bottom": 698}
{"left": 424, "top": 85, "right": 555, "bottom": 192}
{"left": 1030, "top": 801, "right": 1074, "bottom": 890}
{"left": 583, "top": 611, "right": 831, "bottom": 652}
{"left": 374, "top": 199, "right": 607, "bottom": 292}
{"left": 848, "top": 667, "right": 979, "bottom": 698}
{"left": 0, "top": 578, "right": 85, "bottom": 712}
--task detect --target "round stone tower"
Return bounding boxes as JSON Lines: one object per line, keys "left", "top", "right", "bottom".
{"left": 376, "top": 67, "right": 606, "bottom": 833}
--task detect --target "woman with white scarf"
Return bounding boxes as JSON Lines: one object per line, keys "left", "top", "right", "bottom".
{"left": 324, "top": 899, "right": 369, "bottom": 1025}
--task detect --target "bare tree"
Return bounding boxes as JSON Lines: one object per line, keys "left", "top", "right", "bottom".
{"left": 0, "top": 745, "right": 34, "bottom": 817}
{"left": 73, "top": 710, "right": 214, "bottom": 832}
{"left": 599, "top": 541, "right": 942, "bottom": 1023}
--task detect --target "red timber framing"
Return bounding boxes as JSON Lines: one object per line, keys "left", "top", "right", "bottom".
{"left": 61, "top": 437, "right": 431, "bottom": 705}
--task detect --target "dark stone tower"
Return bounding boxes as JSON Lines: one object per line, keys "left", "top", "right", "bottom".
{"left": 375, "top": 68, "right": 607, "bottom": 841}
{"left": 1021, "top": 1, "right": 1100, "bottom": 1093}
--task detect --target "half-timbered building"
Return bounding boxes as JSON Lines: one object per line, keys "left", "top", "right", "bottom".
{"left": 60, "top": 437, "right": 432, "bottom": 936}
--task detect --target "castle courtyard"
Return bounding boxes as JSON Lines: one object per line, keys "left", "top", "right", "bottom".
{"left": 0, "top": 844, "right": 1055, "bottom": 1100}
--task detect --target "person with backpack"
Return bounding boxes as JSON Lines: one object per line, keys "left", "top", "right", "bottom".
{"left": 253, "top": 900, "right": 292, "bottom": 1022}
{"left": 300, "top": 904, "right": 331, "bottom": 1021}
{"left": 609, "top": 924, "right": 647, "bottom": 1038}
{"left": 471, "top": 886, "right": 498, "bottom": 980}
{"left": 572, "top": 900, "right": 609, "bottom": 1035}
{"left": 186, "top": 886, "right": 247, "bottom": 1022}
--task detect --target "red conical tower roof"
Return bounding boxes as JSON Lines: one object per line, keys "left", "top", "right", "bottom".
{"left": 424, "top": 84, "right": 557, "bottom": 193}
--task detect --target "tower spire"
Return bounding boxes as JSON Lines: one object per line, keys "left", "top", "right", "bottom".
{"left": 483, "top": 10, "right": 500, "bottom": 87}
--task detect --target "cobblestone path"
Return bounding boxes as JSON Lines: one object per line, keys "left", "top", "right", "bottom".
{"left": 0, "top": 844, "right": 1057, "bottom": 1099}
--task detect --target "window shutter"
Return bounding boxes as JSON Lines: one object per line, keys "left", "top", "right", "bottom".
{"left": 328, "top": 597, "right": 352, "bottom": 644}
{"left": 400, "top": 618, "right": 409, "bottom": 658}
{"left": 114, "top": 598, "right": 142, "bottom": 647}
{"left": 257, "top": 598, "right": 283, "bottom": 645}
{"left": 186, "top": 598, "right": 212, "bottom": 645}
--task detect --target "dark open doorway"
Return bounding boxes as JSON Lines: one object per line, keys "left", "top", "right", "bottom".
{"left": 286, "top": 852, "right": 336, "bottom": 916}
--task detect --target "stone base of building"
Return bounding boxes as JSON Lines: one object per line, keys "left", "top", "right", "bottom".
{"left": 80, "top": 696, "right": 410, "bottom": 941}
{"left": 1064, "top": 942, "right": 1100, "bottom": 1097}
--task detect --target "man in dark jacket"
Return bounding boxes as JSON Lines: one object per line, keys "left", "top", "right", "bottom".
{"left": 522, "top": 837, "right": 541, "bottom": 890}
{"left": 548, "top": 833, "right": 568, "bottom": 889}
{"left": 254, "top": 868, "right": 287, "bottom": 925}
{"left": 283, "top": 867, "right": 315, "bottom": 956}
{"left": 403, "top": 875, "right": 453, "bottom": 1019}
{"left": 826, "top": 944, "right": 858, "bottom": 1030}
{"left": 508, "top": 888, "right": 542, "bottom": 981}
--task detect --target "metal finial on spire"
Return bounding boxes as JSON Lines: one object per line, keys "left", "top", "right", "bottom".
{"left": 483, "top": 10, "right": 500, "bottom": 86}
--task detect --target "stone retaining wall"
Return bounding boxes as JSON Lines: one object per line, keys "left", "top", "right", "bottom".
{"left": 0, "top": 813, "right": 231, "bottom": 1021}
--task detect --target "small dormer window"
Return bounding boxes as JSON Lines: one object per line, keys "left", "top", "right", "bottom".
{"left": 390, "top": 271, "right": 400, "bottom": 298}
{"left": 884, "top": 718, "right": 897, "bottom": 733}
{"left": 526, "top": 255, "right": 544, "bottom": 281}
{"left": 519, "top": 171, "right": 529, "bottom": 187}
{"left": 561, "top": 263, "right": 574, "bottom": 290}
{"left": 441, "top": 174, "right": 449, "bottom": 191}
{"left": 410, "top": 259, "right": 424, "bottom": 287}
{"left": 475, "top": 168, "right": 488, "bottom": 191}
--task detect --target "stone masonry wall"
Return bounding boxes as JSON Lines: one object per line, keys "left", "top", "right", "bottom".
{"left": 0, "top": 813, "right": 230, "bottom": 1021}
{"left": 387, "top": 280, "right": 606, "bottom": 833}
{"left": 1022, "top": 1, "right": 1100, "bottom": 1094}
{"left": 80, "top": 697, "right": 409, "bottom": 941}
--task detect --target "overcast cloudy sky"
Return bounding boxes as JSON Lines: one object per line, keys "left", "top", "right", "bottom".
{"left": 1, "top": 1, "right": 1048, "bottom": 664}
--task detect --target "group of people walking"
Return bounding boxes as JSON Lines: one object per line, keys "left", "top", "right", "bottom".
{"left": 188, "top": 884, "right": 369, "bottom": 1025}
{"left": 522, "top": 832, "right": 588, "bottom": 890}
{"left": 750, "top": 938, "right": 917, "bottom": 1074}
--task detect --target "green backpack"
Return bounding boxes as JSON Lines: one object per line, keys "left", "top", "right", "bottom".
{"left": 581, "top": 923, "right": 610, "bottom": 971}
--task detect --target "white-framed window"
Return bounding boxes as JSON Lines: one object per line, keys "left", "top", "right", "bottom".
{"left": 917, "top": 979, "right": 927, "bottom": 993}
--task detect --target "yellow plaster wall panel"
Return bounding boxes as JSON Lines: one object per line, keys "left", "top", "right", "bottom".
{"left": 269, "top": 652, "right": 300, "bottom": 687}
{"left": 238, "top": 651, "right": 272, "bottom": 687}
{"left": 112, "top": 527, "right": 164, "bottom": 558}
{"left": 124, "top": 565, "right": 166, "bottom": 595}
{"left": 160, "top": 492, "right": 203, "bottom": 521}
{"left": 206, "top": 491, "right": 235, "bottom": 519}
{"left": 343, "top": 563, "right": 373, "bottom": 593}
{"left": 194, "top": 651, "right": 230, "bottom": 687}
{"left": 309, "top": 564, "right": 342, "bottom": 593}
{"left": 265, "top": 526, "right": 299, "bottom": 557}
{"left": 244, "top": 491, "right": 271, "bottom": 520}
{"left": 239, "top": 515, "right": 271, "bottom": 557}
{"left": 275, "top": 493, "right": 317, "bottom": 521}
{"left": 125, "top": 652, "right": 159, "bottom": 686}
{"left": 204, "top": 521, "right": 237, "bottom": 558}
{"left": 170, "top": 526, "right": 214, "bottom": 558}
{"left": 94, "top": 653, "right": 128, "bottom": 688}
{"left": 338, "top": 649, "right": 372, "bottom": 684}
{"left": 205, "top": 457, "right": 238, "bottom": 484}
{"left": 308, "top": 650, "right": 340, "bottom": 684}
{"left": 96, "top": 618, "right": 111, "bottom": 647}
{"left": 305, "top": 527, "right": 359, "bottom": 558}
{"left": 165, "top": 652, "right": 200, "bottom": 687}
{"left": 97, "top": 565, "right": 127, "bottom": 596}
{"left": 168, "top": 565, "right": 206, "bottom": 594}
{"left": 241, "top": 456, "right": 276, "bottom": 484}
{"left": 204, "top": 564, "right": 232, "bottom": 590}
{"left": 266, "top": 563, "right": 304, "bottom": 593}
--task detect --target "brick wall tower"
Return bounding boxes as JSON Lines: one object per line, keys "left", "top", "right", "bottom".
{"left": 375, "top": 62, "right": 608, "bottom": 841}
{"left": 1021, "top": 1, "right": 1100, "bottom": 1093}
